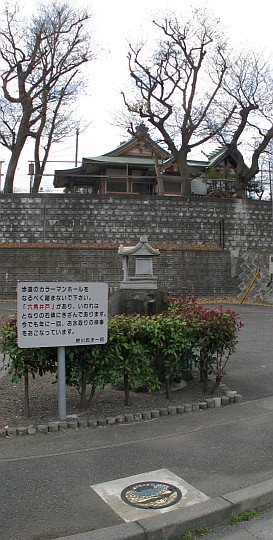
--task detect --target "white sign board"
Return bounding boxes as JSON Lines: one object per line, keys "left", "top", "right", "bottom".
{"left": 17, "top": 282, "right": 108, "bottom": 348}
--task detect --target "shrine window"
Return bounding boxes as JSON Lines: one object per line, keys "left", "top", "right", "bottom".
{"left": 163, "top": 181, "right": 182, "bottom": 194}
{"left": 106, "top": 180, "right": 127, "bottom": 193}
{"left": 132, "top": 182, "right": 153, "bottom": 195}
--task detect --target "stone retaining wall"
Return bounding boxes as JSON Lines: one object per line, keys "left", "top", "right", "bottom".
{"left": 0, "top": 247, "right": 234, "bottom": 299}
{"left": 0, "top": 194, "right": 272, "bottom": 299}
{"left": 0, "top": 194, "right": 271, "bottom": 249}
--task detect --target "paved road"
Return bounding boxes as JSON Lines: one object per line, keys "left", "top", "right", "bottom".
{"left": 216, "top": 304, "right": 273, "bottom": 402}
{"left": 2, "top": 398, "right": 273, "bottom": 539}
{"left": 0, "top": 302, "right": 273, "bottom": 540}
{"left": 0, "top": 300, "right": 16, "bottom": 317}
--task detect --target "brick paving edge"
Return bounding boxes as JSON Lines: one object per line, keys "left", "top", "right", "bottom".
{"left": 0, "top": 388, "right": 242, "bottom": 439}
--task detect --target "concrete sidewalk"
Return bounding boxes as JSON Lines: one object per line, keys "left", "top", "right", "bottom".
{"left": 53, "top": 480, "right": 273, "bottom": 540}
{"left": 202, "top": 503, "right": 273, "bottom": 539}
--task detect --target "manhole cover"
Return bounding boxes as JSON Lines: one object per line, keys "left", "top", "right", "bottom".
{"left": 121, "top": 481, "right": 182, "bottom": 509}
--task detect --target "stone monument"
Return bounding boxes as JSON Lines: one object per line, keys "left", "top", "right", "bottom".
{"left": 118, "top": 235, "right": 159, "bottom": 289}
{"left": 115, "top": 236, "right": 165, "bottom": 315}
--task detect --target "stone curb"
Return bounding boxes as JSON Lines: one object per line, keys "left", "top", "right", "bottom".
{"left": 51, "top": 478, "right": 273, "bottom": 540}
{"left": 0, "top": 389, "right": 241, "bottom": 439}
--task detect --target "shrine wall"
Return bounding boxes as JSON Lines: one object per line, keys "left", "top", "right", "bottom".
{"left": 0, "top": 194, "right": 271, "bottom": 300}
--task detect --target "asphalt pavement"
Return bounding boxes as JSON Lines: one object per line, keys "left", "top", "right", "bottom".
{"left": 0, "top": 302, "right": 273, "bottom": 540}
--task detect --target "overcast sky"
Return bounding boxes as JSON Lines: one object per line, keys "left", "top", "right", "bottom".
{"left": 1, "top": 0, "right": 273, "bottom": 191}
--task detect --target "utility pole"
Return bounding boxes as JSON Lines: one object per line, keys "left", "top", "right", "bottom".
{"left": 268, "top": 162, "right": 273, "bottom": 300}
{"left": 75, "top": 128, "right": 79, "bottom": 166}
{"left": 0, "top": 161, "right": 3, "bottom": 192}
{"left": 269, "top": 162, "right": 273, "bottom": 249}
{"left": 28, "top": 162, "right": 34, "bottom": 193}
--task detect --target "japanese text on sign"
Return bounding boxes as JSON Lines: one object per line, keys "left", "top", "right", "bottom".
{"left": 17, "top": 282, "right": 108, "bottom": 348}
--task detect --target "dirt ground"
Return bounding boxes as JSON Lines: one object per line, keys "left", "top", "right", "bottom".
{"left": 0, "top": 370, "right": 227, "bottom": 429}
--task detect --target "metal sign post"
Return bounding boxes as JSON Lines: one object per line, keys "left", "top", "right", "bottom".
{"left": 57, "top": 346, "right": 66, "bottom": 421}
{"left": 17, "top": 281, "right": 108, "bottom": 421}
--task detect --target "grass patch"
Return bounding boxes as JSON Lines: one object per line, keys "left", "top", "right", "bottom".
{"left": 166, "top": 506, "right": 267, "bottom": 539}
{"left": 178, "top": 526, "right": 211, "bottom": 539}
{"left": 231, "top": 509, "right": 261, "bottom": 524}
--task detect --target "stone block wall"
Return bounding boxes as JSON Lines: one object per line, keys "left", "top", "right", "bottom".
{"left": 0, "top": 194, "right": 272, "bottom": 300}
{"left": 0, "top": 193, "right": 271, "bottom": 248}
{"left": 0, "top": 247, "right": 233, "bottom": 300}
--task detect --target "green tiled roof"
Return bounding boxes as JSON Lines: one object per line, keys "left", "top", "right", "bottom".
{"left": 208, "top": 147, "right": 229, "bottom": 166}
{"left": 188, "top": 159, "right": 208, "bottom": 168}
{"left": 83, "top": 156, "right": 155, "bottom": 166}
{"left": 164, "top": 156, "right": 208, "bottom": 168}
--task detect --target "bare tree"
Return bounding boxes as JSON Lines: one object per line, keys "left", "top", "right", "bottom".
{"left": 0, "top": 2, "right": 93, "bottom": 193}
{"left": 31, "top": 83, "right": 81, "bottom": 193}
{"left": 122, "top": 8, "right": 235, "bottom": 195}
{"left": 253, "top": 140, "right": 273, "bottom": 200}
{"left": 214, "top": 52, "right": 273, "bottom": 198}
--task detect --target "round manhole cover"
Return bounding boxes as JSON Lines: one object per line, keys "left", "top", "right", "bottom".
{"left": 121, "top": 481, "right": 182, "bottom": 509}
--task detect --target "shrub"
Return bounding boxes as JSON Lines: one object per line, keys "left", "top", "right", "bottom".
{"left": 0, "top": 298, "right": 242, "bottom": 413}
{"left": 166, "top": 297, "right": 243, "bottom": 393}
{"left": 0, "top": 317, "right": 56, "bottom": 415}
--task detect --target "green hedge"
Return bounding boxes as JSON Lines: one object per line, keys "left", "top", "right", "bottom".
{"left": 0, "top": 297, "right": 242, "bottom": 412}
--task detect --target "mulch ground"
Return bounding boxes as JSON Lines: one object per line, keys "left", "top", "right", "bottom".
{"left": 0, "top": 371, "right": 223, "bottom": 429}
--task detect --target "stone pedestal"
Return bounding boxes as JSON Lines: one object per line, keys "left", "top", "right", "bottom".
{"left": 114, "top": 288, "right": 166, "bottom": 316}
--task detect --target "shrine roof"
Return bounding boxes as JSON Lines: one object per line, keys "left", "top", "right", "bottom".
{"left": 188, "top": 159, "right": 209, "bottom": 168}
{"left": 118, "top": 236, "right": 160, "bottom": 256}
{"left": 82, "top": 155, "right": 155, "bottom": 166}
{"left": 207, "top": 147, "right": 230, "bottom": 167}
{"left": 163, "top": 156, "right": 208, "bottom": 168}
{"left": 163, "top": 156, "right": 208, "bottom": 174}
{"left": 104, "top": 130, "right": 169, "bottom": 160}
{"left": 54, "top": 165, "right": 83, "bottom": 174}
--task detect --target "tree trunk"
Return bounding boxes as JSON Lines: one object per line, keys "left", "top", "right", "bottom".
{"left": 80, "top": 369, "right": 88, "bottom": 410}
{"left": 229, "top": 145, "right": 247, "bottom": 199}
{"left": 165, "top": 377, "right": 171, "bottom": 399}
{"left": 177, "top": 149, "right": 191, "bottom": 196}
{"left": 32, "top": 112, "right": 46, "bottom": 193}
{"left": 199, "top": 353, "right": 209, "bottom": 394}
{"left": 3, "top": 104, "right": 32, "bottom": 193}
{"left": 124, "top": 373, "right": 130, "bottom": 405}
{"left": 153, "top": 154, "right": 165, "bottom": 195}
{"left": 32, "top": 167, "right": 42, "bottom": 194}
{"left": 234, "top": 174, "right": 247, "bottom": 199}
{"left": 155, "top": 174, "right": 165, "bottom": 195}
{"left": 87, "top": 385, "right": 96, "bottom": 407}
{"left": 4, "top": 145, "right": 25, "bottom": 193}
{"left": 200, "top": 368, "right": 209, "bottom": 395}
